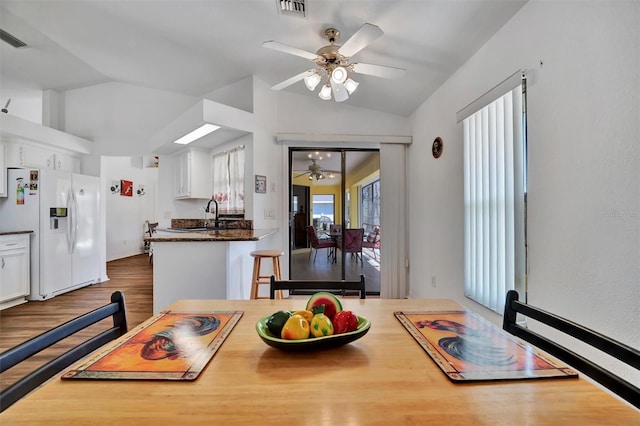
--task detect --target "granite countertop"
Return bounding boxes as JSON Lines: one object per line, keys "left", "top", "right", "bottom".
{"left": 145, "top": 228, "right": 277, "bottom": 242}
{"left": 0, "top": 230, "right": 34, "bottom": 236}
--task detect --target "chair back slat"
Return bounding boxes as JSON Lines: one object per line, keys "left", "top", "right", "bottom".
{"left": 270, "top": 275, "right": 366, "bottom": 299}
{"left": 0, "top": 291, "right": 128, "bottom": 413}
{"left": 503, "top": 290, "right": 639, "bottom": 408}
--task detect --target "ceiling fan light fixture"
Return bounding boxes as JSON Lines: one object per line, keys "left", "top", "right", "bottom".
{"left": 331, "top": 66, "right": 348, "bottom": 85}
{"left": 344, "top": 78, "right": 359, "bottom": 94}
{"left": 304, "top": 72, "right": 321, "bottom": 91}
{"left": 318, "top": 84, "right": 332, "bottom": 100}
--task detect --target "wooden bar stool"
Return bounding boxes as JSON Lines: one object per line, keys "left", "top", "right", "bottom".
{"left": 250, "top": 250, "right": 284, "bottom": 299}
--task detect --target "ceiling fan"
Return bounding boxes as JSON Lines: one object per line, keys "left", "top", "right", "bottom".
{"left": 294, "top": 159, "right": 340, "bottom": 181}
{"left": 263, "top": 23, "right": 406, "bottom": 102}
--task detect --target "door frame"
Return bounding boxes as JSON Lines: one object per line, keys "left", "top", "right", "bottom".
{"left": 278, "top": 135, "right": 411, "bottom": 298}
{"left": 288, "top": 147, "right": 379, "bottom": 282}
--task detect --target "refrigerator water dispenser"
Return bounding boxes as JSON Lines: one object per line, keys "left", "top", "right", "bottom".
{"left": 49, "top": 207, "right": 67, "bottom": 230}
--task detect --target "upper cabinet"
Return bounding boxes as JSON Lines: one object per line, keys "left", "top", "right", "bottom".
{"left": 4, "top": 143, "right": 80, "bottom": 173}
{"left": 0, "top": 141, "right": 5, "bottom": 197}
{"left": 0, "top": 114, "right": 91, "bottom": 175}
{"left": 173, "top": 149, "right": 211, "bottom": 199}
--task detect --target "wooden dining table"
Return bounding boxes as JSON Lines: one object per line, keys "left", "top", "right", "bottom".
{"left": 1, "top": 298, "right": 637, "bottom": 424}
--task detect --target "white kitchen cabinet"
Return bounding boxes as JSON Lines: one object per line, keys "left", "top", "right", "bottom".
{"left": 173, "top": 149, "right": 210, "bottom": 199}
{"left": 0, "top": 141, "right": 6, "bottom": 197}
{"left": 0, "top": 233, "right": 30, "bottom": 310}
{"left": 53, "top": 152, "right": 79, "bottom": 172}
{"left": 11, "top": 143, "right": 55, "bottom": 169}
{"left": 5, "top": 143, "right": 80, "bottom": 173}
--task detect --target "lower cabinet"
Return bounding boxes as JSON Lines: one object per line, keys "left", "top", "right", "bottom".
{"left": 0, "top": 233, "right": 30, "bottom": 310}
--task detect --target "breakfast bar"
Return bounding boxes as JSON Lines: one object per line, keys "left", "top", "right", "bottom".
{"left": 146, "top": 228, "right": 277, "bottom": 313}
{"left": 0, "top": 298, "right": 636, "bottom": 424}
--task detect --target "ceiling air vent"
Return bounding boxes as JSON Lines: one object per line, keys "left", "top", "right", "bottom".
{"left": 275, "top": 0, "right": 306, "bottom": 18}
{"left": 0, "top": 29, "right": 28, "bottom": 48}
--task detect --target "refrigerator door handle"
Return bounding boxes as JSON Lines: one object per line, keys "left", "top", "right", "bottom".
{"left": 66, "top": 190, "right": 73, "bottom": 254}
{"left": 71, "top": 190, "right": 78, "bottom": 253}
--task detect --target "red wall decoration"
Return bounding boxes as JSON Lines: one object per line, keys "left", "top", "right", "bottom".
{"left": 120, "top": 180, "right": 133, "bottom": 197}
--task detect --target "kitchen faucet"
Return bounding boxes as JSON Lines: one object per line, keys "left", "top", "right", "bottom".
{"left": 205, "top": 198, "right": 220, "bottom": 228}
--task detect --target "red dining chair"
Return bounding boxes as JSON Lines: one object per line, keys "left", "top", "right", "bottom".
{"left": 362, "top": 226, "right": 380, "bottom": 260}
{"left": 305, "top": 226, "right": 336, "bottom": 263}
{"left": 337, "top": 228, "right": 364, "bottom": 264}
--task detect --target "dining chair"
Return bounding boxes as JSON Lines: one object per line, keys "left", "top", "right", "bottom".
{"left": 337, "top": 228, "right": 364, "bottom": 264}
{"left": 362, "top": 226, "right": 380, "bottom": 260}
{"left": 503, "top": 290, "right": 640, "bottom": 409}
{"left": 146, "top": 221, "right": 158, "bottom": 264}
{"left": 0, "top": 291, "right": 128, "bottom": 413}
{"left": 305, "top": 225, "right": 336, "bottom": 263}
{"left": 269, "top": 274, "right": 366, "bottom": 299}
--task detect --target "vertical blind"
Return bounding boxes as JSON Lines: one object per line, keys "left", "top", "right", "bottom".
{"left": 380, "top": 143, "right": 408, "bottom": 299}
{"left": 462, "top": 81, "right": 526, "bottom": 314}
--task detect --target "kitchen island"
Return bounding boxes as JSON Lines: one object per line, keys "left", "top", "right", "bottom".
{"left": 145, "top": 228, "right": 277, "bottom": 313}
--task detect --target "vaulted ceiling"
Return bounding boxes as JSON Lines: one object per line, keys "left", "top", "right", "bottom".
{"left": 0, "top": 0, "right": 527, "bottom": 118}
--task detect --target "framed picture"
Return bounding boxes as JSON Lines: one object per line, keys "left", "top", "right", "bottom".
{"left": 255, "top": 175, "right": 267, "bottom": 193}
{"left": 120, "top": 179, "right": 133, "bottom": 197}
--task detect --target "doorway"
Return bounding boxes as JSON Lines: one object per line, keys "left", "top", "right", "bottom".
{"left": 288, "top": 148, "right": 381, "bottom": 295}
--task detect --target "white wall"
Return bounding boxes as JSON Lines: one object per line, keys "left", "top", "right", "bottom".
{"left": 409, "top": 1, "right": 639, "bottom": 385}
{"left": 252, "top": 77, "right": 281, "bottom": 234}
{"left": 277, "top": 90, "right": 410, "bottom": 136}
{"left": 0, "top": 76, "right": 43, "bottom": 124}
{"left": 203, "top": 76, "right": 253, "bottom": 113}
{"left": 64, "top": 82, "right": 197, "bottom": 155}
{"left": 103, "top": 156, "right": 158, "bottom": 261}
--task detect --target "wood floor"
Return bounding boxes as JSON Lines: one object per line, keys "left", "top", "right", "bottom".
{"left": 0, "top": 254, "right": 153, "bottom": 392}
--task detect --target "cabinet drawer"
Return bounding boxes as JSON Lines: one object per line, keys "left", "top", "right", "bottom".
{"left": 0, "top": 234, "right": 29, "bottom": 251}
{"left": 0, "top": 239, "right": 28, "bottom": 251}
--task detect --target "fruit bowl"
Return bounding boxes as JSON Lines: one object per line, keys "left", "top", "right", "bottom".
{"left": 255, "top": 314, "right": 371, "bottom": 351}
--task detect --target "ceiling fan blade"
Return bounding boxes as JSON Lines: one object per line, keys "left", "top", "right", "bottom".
{"left": 294, "top": 171, "right": 311, "bottom": 178}
{"left": 271, "top": 70, "right": 316, "bottom": 90}
{"left": 338, "top": 23, "right": 384, "bottom": 58}
{"left": 351, "top": 62, "right": 406, "bottom": 80}
{"left": 331, "top": 82, "right": 349, "bottom": 102}
{"left": 263, "top": 41, "right": 319, "bottom": 60}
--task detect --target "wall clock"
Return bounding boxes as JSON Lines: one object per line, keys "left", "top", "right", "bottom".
{"left": 432, "top": 137, "right": 443, "bottom": 159}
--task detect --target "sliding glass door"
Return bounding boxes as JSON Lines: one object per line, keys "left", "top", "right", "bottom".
{"left": 289, "top": 148, "right": 381, "bottom": 295}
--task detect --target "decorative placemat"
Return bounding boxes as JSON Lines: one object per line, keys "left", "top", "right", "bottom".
{"left": 63, "top": 310, "right": 243, "bottom": 381}
{"left": 395, "top": 310, "right": 578, "bottom": 382}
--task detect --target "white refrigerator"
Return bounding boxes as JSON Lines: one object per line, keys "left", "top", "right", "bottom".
{"left": 0, "top": 168, "right": 100, "bottom": 300}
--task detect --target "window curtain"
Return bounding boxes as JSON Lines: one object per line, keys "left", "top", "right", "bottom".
{"left": 212, "top": 146, "right": 245, "bottom": 214}
{"left": 462, "top": 78, "right": 526, "bottom": 314}
{"left": 228, "top": 147, "right": 244, "bottom": 214}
